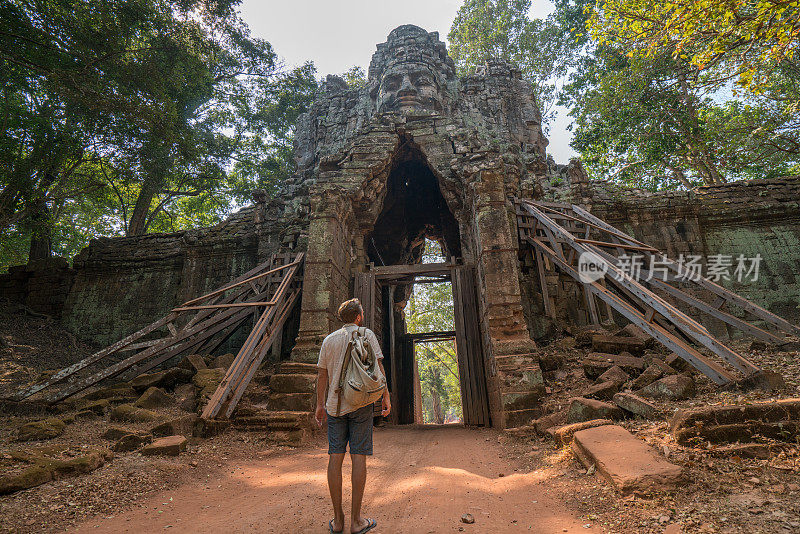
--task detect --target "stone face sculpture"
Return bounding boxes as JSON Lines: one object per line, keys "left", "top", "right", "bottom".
{"left": 369, "top": 25, "right": 456, "bottom": 114}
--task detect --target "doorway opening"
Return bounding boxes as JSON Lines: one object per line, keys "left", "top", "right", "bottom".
{"left": 405, "top": 240, "right": 462, "bottom": 425}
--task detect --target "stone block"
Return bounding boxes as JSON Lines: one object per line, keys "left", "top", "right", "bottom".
{"left": 0, "top": 466, "right": 52, "bottom": 495}
{"left": 269, "top": 373, "right": 317, "bottom": 394}
{"left": 110, "top": 404, "right": 161, "bottom": 423}
{"left": 150, "top": 414, "right": 200, "bottom": 438}
{"left": 267, "top": 392, "right": 315, "bottom": 412}
{"left": 83, "top": 384, "right": 137, "bottom": 402}
{"left": 213, "top": 353, "right": 236, "bottom": 370}
{"left": 613, "top": 393, "right": 658, "bottom": 419}
{"left": 141, "top": 435, "right": 187, "bottom": 456}
{"left": 591, "top": 334, "right": 645, "bottom": 355}
{"left": 130, "top": 368, "right": 193, "bottom": 392}
{"left": 671, "top": 398, "right": 800, "bottom": 445}
{"left": 102, "top": 426, "right": 138, "bottom": 441}
{"left": 665, "top": 353, "right": 692, "bottom": 373}
{"left": 618, "top": 324, "right": 654, "bottom": 346}
{"left": 596, "top": 365, "right": 630, "bottom": 386}
{"left": 629, "top": 364, "right": 664, "bottom": 390}
{"left": 572, "top": 425, "right": 684, "bottom": 495}
{"left": 567, "top": 398, "right": 623, "bottom": 424}
{"left": 133, "top": 387, "right": 174, "bottom": 410}
{"left": 112, "top": 433, "right": 153, "bottom": 452}
{"left": 192, "top": 368, "right": 226, "bottom": 398}
{"left": 179, "top": 354, "right": 207, "bottom": 373}
{"left": 583, "top": 353, "right": 645, "bottom": 379}
{"left": 638, "top": 375, "right": 695, "bottom": 400}
{"left": 503, "top": 408, "right": 541, "bottom": 429}
{"left": 532, "top": 410, "right": 568, "bottom": 434}
{"left": 550, "top": 419, "right": 613, "bottom": 445}
{"left": 16, "top": 417, "right": 66, "bottom": 442}
{"left": 174, "top": 383, "right": 197, "bottom": 412}
{"left": 579, "top": 381, "right": 618, "bottom": 401}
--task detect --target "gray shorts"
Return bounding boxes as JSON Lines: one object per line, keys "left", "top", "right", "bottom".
{"left": 327, "top": 403, "right": 373, "bottom": 455}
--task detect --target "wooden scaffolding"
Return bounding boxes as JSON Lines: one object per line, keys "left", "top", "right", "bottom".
{"left": 10, "top": 252, "right": 303, "bottom": 420}
{"left": 514, "top": 198, "right": 800, "bottom": 386}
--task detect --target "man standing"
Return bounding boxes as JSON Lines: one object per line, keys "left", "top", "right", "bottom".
{"left": 316, "top": 298, "right": 390, "bottom": 534}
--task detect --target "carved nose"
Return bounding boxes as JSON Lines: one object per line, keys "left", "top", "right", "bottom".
{"left": 397, "top": 74, "right": 416, "bottom": 96}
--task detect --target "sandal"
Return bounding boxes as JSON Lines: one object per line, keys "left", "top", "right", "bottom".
{"left": 352, "top": 518, "right": 377, "bottom": 534}
{"left": 329, "top": 519, "right": 343, "bottom": 534}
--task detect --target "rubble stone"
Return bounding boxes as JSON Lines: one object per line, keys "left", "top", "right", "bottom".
{"left": 629, "top": 364, "right": 665, "bottom": 390}
{"left": 179, "top": 354, "right": 207, "bottom": 373}
{"left": 671, "top": 398, "right": 800, "bottom": 445}
{"left": 110, "top": 404, "right": 161, "bottom": 423}
{"left": 579, "top": 381, "right": 618, "bottom": 401}
{"left": 16, "top": 417, "right": 66, "bottom": 441}
{"left": 591, "top": 334, "right": 645, "bottom": 355}
{"left": 613, "top": 393, "right": 658, "bottom": 419}
{"left": 133, "top": 387, "right": 173, "bottom": 409}
{"left": 572, "top": 425, "right": 684, "bottom": 495}
{"left": 638, "top": 375, "right": 695, "bottom": 400}
{"left": 567, "top": 397, "right": 623, "bottom": 424}
{"left": 213, "top": 353, "right": 236, "bottom": 370}
{"left": 150, "top": 414, "right": 200, "bottom": 438}
{"left": 112, "top": 433, "right": 153, "bottom": 452}
{"left": 583, "top": 353, "right": 645, "bottom": 379}
{"left": 174, "top": 383, "right": 197, "bottom": 412}
{"left": 550, "top": 419, "right": 613, "bottom": 445}
{"left": 596, "top": 365, "right": 630, "bottom": 386}
{"left": 141, "top": 435, "right": 187, "bottom": 456}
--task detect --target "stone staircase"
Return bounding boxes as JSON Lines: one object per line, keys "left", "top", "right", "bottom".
{"left": 495, "top": 352, "right": 546, "bottom": 428}
{"left": 231, "top": 361, "right": 317, "bottom": 446}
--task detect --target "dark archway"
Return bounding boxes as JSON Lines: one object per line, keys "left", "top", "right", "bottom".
{"left": 366, "top": 135, "right": 461, "bottom": 267}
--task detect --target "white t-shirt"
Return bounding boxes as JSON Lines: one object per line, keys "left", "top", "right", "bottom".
{"left": 317, "top": 324, "right": 384, "bottom": 416}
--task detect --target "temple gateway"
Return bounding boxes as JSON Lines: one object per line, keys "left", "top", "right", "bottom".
{"left": 6, "top": 25, "right": 800, "bottom": 438}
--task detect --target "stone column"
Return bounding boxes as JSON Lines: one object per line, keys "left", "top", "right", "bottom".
{"left": 471, "top": 169, "right": 544, "bottom": 428}
{"left": 290, "top": 188, "right": 355, "bottom": 363}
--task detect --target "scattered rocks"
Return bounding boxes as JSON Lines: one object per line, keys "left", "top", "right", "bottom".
{"left": 112, "top": 433, "right": 153, "bottom": 452}
{"left": 579, "top": 381, "right": 618, "bottom": 401}
{"left": 174, "top": 383, "right": 197, "bottom": 412}
{"left": 110, "top": 404, "right": 161, "bottom": 423}
{"left": 583, "top": 353, "right": 645, "bottom": 379}
{"left": 629, "top": 364, "right": 664, "bottom": 390}
{"left": 82, "top": 384, "right": 137, "bottom": 402}
{"left": 179, "top": 354, "right": 207, "bottom": 373}
{"left": 567, "top": 397, "right": 623, "bottom": 424}
{"left": 532, "top": 410, "right": 568, "bottom": 434}
{"left": 461, "top": 513, "right": 475, "bottom": 524}
{"left": 665, "top": 353, "right": 692, "bottom": 373}
{"left": 618, "top": 324, "right": 654, "bottom": 346}
{"left": 596, "top": 365, "right": 630, "bottom": 386}
{"left": 141, "top": 435, "right": 187, "bottom": 456}
{"left": 129, "top": 368, "right": 192, "bottom": 393}
{"left": 0, "top": 446, "right": 112, "bottom": 495}
{"left": 16, "top": 417, "right": 66, "bottom": 442}
{"left": 671, "top": 398, "right": 800, "bottom": 445}
{"left": 572, "top": 425, "right": 684, "bottom": 495}
{"left": 133, "top": 387, "right": 174, "bottom": 409}
{"left": 102, "top": 426, "right": 138, "bottom": 441}
{"left": 150, "top": 414, "right": 201, "bottom": 438}
{"left": 213, "top": 353, "right": 236, "bottom": 370}
{"left": 591, "top": 334, "right": 645, "bottom": 356}
{"left": 613, "top": 392, "right": 658, "bottom": 419}
{"left": 638, "top": 374, "right": 695, "bottom": 400}
{"left": 0, "top": 466, "right": 52, "bottom": 495}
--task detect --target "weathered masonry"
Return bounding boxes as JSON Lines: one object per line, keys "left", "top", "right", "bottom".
{"left": 4, "top": 26, "right": 800, "bottom": 431}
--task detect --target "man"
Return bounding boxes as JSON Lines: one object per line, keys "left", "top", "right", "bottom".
{"left": 316, "top": 298, "right": 391, "bottom": 534}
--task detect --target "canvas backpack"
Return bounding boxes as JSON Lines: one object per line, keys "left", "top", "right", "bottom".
{"left": 334, "top": 327, "right": 387, "bottom": 416}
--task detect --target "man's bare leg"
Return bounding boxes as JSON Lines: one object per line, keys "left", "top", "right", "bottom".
{"left": 350, "top": 453, "right": 369, "bottom": 533}
{"left": 327, "top": 453, "right": 346, "bottom": 531}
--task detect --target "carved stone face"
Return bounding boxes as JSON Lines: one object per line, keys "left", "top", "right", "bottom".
{"left": 377, "top": 63, "right": 443, "bottom": 113}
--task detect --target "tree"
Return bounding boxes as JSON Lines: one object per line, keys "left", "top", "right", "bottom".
{"left": 448, "top": 0, "right": 580, "bottom": 125}
{"left": 586, "top": 0, "right": 800, "bottom": 91}
{"left": 1, "top": 0, "right": 316, "bottom": 269}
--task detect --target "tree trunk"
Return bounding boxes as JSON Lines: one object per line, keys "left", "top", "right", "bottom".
{"left": 127, "top": 179, "right": 160, "bottom": 236}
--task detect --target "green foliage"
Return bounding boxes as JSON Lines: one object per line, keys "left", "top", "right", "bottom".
{"left": 448, "top": 0, "right": 581, "bottom": 125}
{"left": 0, "top": 0, "right": 316, "bottom": 270}
{"left": 555, "top": 0, "right": 800, "bottom": 188}
{"left": 341, "top": 66, "right": 367, "bottom": 88}
{"left": 406, "top": 240, "right": 462, "bottom": 424}
{"left": 586, "top": 0, "right": 800, "bottom": 92}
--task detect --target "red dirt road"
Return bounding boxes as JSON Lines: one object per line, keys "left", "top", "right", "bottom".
{"left": 73, "top": 426, "right": 589, "bottom": 533}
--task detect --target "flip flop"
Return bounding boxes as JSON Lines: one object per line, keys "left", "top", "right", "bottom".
{"left": 352, "top": 518, "right": 377, "bottom": 534}
{"left": 329, "top": 519, "right": 343, "bottom": 534}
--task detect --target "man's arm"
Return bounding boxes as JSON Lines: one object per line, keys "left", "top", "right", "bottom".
{"left": 315, "top": 367, "right": 328, "bottom": 427}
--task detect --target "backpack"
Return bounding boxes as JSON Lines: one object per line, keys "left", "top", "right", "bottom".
{"left": 334, "top": 327, "right": 387, "bottom": 416}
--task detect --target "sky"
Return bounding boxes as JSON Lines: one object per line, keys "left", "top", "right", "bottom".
{"left": 239, "top": 0, "right": 577, "bottom": 162}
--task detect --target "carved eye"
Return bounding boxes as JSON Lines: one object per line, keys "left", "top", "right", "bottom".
{"left": 382, "top": 75, "right": 402, "bottom": 92}
{"left": 414, "top": 74, "right": 434, "bottom": 86}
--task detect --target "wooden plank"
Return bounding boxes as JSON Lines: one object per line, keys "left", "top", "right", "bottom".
{"left": 535, "top": 249, "right": 555, "bottom": 318}
{"left": 461, "top": 266, "right": 490, "bottom": 426}
{"left": 372, "top": 262, "right": 454, "bottom": 278}
{"left": 525, "top": 204, "right": 760, "bottom": 376}
{"left": 172, "top": 302, "right": 276, "bottom": 312}
{"left": 526, "top": 236, "right": 735, "bottom": 384}
{"left": 202, "top": 260, "right": 301, "bottom": 419}
{"left": 572, "top": 205, "right": 800, "bottom": 337}
{"left": 451, "top": 266, "right": 477, "bottom": 425}
{"left": 11, "top": 312, "right": 178, "bottom": 401}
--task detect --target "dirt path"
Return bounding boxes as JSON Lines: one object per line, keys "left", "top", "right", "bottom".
{"left": 73, "top": 426, "right": 589, "bottom": 533}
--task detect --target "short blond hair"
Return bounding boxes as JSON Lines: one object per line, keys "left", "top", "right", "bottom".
{"left": 338, "top": 298, "right": 363, "bottom": 323}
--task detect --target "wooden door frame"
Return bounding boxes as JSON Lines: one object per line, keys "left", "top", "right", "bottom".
{"left": 355, "top": 261, "right": 491, "bottom": 426}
